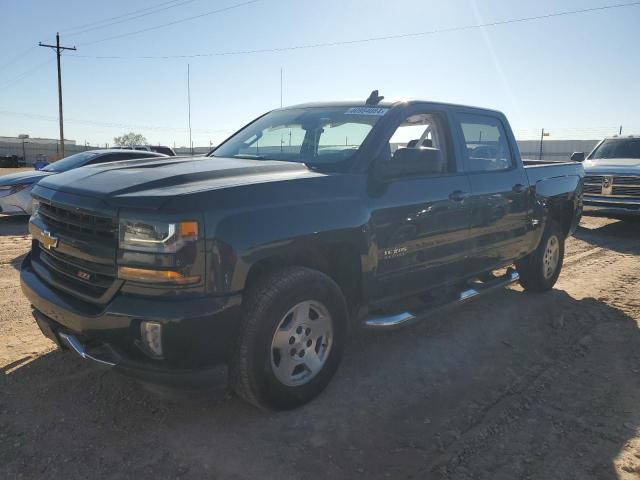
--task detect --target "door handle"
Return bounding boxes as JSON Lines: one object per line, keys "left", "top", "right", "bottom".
{"left": 449, "top": 190, "right": 470, "bottom": 202}
{"left": 512, "top": 183, "right": 527, "bottom": 193}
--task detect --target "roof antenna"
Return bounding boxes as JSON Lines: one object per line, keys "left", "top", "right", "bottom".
{"left": 366, "top": 90, "right": 384, "bottom": 105}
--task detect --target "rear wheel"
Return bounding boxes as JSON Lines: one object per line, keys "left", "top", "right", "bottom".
{"left": 229, "top": 267, "right": 348, "bottom": 409}
{"left": 516, "top": 220, "right": 564, "bottom": 292}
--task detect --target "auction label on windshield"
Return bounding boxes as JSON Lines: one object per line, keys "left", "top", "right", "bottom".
{"left": 344, "top": 107, "right": 389, "bottom": 116}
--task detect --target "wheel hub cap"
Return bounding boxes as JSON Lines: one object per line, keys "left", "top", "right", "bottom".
{"left": 543, "top": 235, "right": 560, "bottom": 280}
{"left": 270, "top": 300, "right": 333, "bottom": 387}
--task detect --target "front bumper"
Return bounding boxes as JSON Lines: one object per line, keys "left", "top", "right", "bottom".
{"left": 583, "top": 195, "right": 640, "bottom": 217}
{"left": 21, "top": 252, "right": 243, "bottom": 379}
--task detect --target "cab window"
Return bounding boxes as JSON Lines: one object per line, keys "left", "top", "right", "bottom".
{"left": 457, "top": 113, "right": 513, "bottom": 172}
{"left": 383, "top": 111, "right": 451, "bottom": 174}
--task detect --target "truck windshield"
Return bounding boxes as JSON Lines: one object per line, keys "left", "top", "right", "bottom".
{"left": 211, "top": 106, "right": 388, "bottom": 167}
{"left": 589, "top": 138, "right": 640, "bottom": 159}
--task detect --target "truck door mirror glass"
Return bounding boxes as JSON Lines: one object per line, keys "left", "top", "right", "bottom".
{"left": 570, "top": 152, "right": 585, "bottom": 162}
{"left": 380, "top": 147, "right": 445, "bottom": 179}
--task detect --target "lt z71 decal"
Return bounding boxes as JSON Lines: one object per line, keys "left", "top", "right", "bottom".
{"left": 383, "top": 247, "right": 408, "bottom": 259}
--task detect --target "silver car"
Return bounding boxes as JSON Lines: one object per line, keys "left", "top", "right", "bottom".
{"left": 0, "top": 149, "right": 167, "bottom": 216}
{"left": 577, "top": 135, "right": 640, "bottom": 218}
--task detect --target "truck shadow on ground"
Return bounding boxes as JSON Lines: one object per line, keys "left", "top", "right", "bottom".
{"left": 1, "top": 288, "right": 639, "bottom": 479}
{"left": 575, "top": 216, "right": 640, "bottom": 254}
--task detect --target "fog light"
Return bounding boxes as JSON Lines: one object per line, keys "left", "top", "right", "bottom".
{"left": 141, "top": 321, "right": 163, "bottom": 358}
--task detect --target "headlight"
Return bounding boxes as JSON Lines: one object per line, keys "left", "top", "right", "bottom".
{"left": 11, "top": 184, "right": 30, "bottom": 194}
{"left": 0, "top": 184, "right": 31, "bottom": 197}
{"left": 119, "top": 219, "right": 198, "bottom": 253}
{"left": 118, "top": 219, "right": 201, "bottom": 284}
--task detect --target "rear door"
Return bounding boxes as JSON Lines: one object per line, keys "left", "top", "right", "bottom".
{"left": 369, "top": 106, "right": 474, "bottom": 303}
{"left": 453, "top": 111, "right": 532, "bottom": 274}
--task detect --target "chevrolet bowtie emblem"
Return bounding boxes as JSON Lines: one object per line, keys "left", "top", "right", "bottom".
{"left": 41, "top": 230, "right": 59, "bottom": 250}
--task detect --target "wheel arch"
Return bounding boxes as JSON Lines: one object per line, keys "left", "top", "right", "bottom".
{"left": 243, "top": 239, "right": 365, "bottom": 315}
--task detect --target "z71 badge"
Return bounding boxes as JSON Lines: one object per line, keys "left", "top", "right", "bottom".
{"left": 383, "top": 247, "right": 408, "bottom": 259}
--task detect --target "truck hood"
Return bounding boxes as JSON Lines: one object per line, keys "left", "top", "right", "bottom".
{"left": 36, "top": 156, "right": 326, "bottom": 206}
{"left": 584, "top": 157, "right": 640, "bottom": 174}
{"left": 0, "top": 170, "right": 54, "bottom": 186}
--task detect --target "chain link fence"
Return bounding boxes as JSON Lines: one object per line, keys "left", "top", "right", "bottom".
{"left": 0, "top": 141, "right": 98, "bottom": 166}
{"left": 0, "top": 138, "right": 604, "bottom": 167}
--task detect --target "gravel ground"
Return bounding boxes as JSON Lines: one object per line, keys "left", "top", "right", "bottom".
{"left": 1, "top": 210, "right": 639, "bottom": 479}
{"left": 0, "top": 168, "right": 33, "bottom": 176}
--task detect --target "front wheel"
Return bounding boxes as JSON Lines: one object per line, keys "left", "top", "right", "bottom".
{"left": 229, "top": 267, "right": 348, "bottom": 410}
{"left": 516, "top": 220, "right": 565, "bottom": 292}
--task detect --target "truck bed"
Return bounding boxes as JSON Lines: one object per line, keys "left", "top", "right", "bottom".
{"left": 523, "top": 159, "right": 584, "bottom": 186}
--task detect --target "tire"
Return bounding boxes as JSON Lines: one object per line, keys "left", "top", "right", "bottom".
{"left": 516, "top": 219, "right": 564, "bottom": 292}
{"left": 229, "top": 267, "right": 348, "bottom": 410}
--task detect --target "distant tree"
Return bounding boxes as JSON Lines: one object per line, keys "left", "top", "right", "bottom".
{"left": 113, "top": 132, "right": 147, "bottom": 147}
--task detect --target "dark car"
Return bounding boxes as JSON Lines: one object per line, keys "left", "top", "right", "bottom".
{"left": 21, "top": 93, "right": 584, "bottom": 409}
{"left": 576, "top": 135, "right": 640, "bottom": 217}
{"left": 0, "top": 149, "right": 167, "bottom": 216}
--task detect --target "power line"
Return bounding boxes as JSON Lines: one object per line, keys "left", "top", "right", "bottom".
{"left": 0, "top": 45, "right": 39, "bottom": 72}
{"left": 60, "top": 0, "right": 191, "bottom": 35}
{"left": 0, "top": 1, "right": 196, "bottom": 77}
{"left": 0, "top": 109, "right": 232, "bottom": 134}
{"left": 63, "top": 0, "right": 200, "bottom": 38}
{"left": 69, "top": 1, "right": 640, "bottom": 59}
{"left": 0, "top": 58, "right": 55, "bottom": 90}
{"left": 79, "top": 0, "right": 261, "bottom": 47}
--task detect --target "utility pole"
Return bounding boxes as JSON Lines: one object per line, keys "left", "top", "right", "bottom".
{"left": 187, "top": 64, "right": 193, "bottom": 155}
{"left": 280, "top": 67, "right": 283, "bottom": 108}
{"left": 21, "top": 138, "right": 27, "bottom": 163}
{"left": 39, "top": 33, "right": 76, "bottom": 159}
{"left": 619, "top": 125, "right": 623, "bottom": 135}
{"left": 539, "top": 128, "right": 550, "bottom": 160}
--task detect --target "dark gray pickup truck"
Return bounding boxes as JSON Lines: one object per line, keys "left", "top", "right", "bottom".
{"left": 21, "top": 93, "right": 584, "bottom": 409}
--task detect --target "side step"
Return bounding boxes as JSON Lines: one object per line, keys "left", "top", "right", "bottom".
{"left": 364, "top": 269, "right": 520, "bottom": 330}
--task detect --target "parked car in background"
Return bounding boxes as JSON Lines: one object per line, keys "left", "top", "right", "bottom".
{"left": 33, "top": 156, "right": 49, "bottom": 171}
{"left": 575, "top": 135, "right": 640, "bottom": 217}
{"left": 0, "top": 154, "right": 25, "bottom": 168}
{"left": 21, "top": 93, "right": 584, "bottom": 409}
{"left": 112, "top": 145, "right": 176, "bottom": 156}
{"left": 0, "top": 149, "right": 167, "bottom": 216}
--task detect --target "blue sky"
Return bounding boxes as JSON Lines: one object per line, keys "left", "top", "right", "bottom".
{"left": 1, "top": 0, "right": 639, "bottom": 146}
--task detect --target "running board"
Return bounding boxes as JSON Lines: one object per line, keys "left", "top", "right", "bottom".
{"left": 364, "top": 270, "right": 520, "bottom": 330}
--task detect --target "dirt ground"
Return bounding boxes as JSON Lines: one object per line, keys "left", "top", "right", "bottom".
{"left": 0, "top": 168, "right": 33, "bottom": 176}
{"left": 1, "top": 210, "right": 639, "bottom": 479}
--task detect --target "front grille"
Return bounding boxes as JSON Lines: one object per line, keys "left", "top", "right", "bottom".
{"left": 583, "top": 175, "right": 604, "bottom": 195}
{"left": 37, "top": 246, "right": 116, "bottom": 299}
{"left": 33, "top": 200, "right": 119, "bottom": 303}
{"left": 583, "top": 175, "right": 640, "bottom": 197}
{"left": 583, "top": 184, "right": 602, "bottom": 194}
{"left": 612, "top": 176, "right": 640, "bottom": 186}
{"left": 584, "top": 175, "right": 603, "bottom": 184}
{"left": 612, "top": 185, "right": 640, "bottom": 196}
{"left": 38, "top": 202, "right": 117, "bottom": 243}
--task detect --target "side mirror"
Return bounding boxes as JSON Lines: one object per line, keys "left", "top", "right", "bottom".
{"left": 379, "top": 147, "right": 445, "bottom": 179}
{"left": 571, "top": 152, "right": 585, "bottom": 162}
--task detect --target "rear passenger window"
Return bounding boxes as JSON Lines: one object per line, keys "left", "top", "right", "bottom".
{"left": 457, "top": 114, "right": 513, "bottom": 172}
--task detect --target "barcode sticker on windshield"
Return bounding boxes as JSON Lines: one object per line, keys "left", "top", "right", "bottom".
{"left": 344, "top": 107, "right": 389, "bottom": 116}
